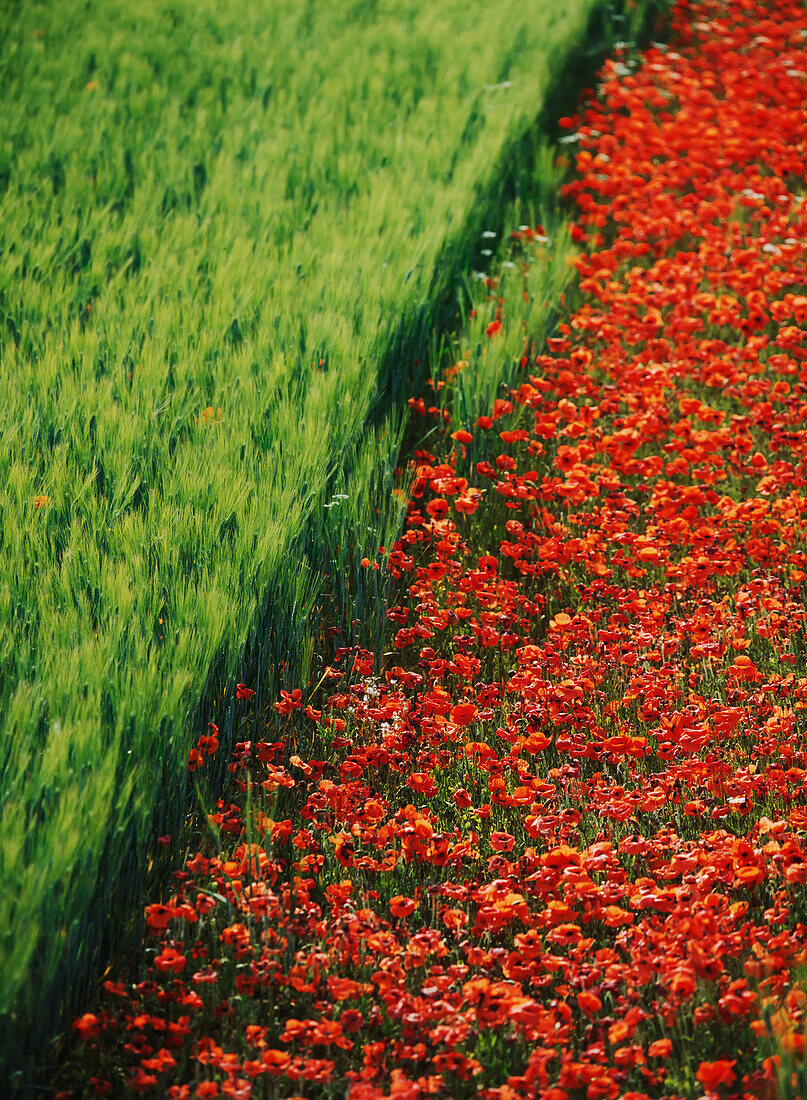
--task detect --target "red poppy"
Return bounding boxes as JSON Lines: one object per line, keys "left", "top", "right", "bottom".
{"left": 696, "top": 1060, "right": 736, "bottom": 1088}
{"left": 450, "top": 703, "right": 478, "bottom": 727}
{"left": 389, "top": 895, "right": 417, "bottom": 919}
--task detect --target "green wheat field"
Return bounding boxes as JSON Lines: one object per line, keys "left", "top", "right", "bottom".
{"left": 0, "top": 0, "right": 654, "bottom": 1087}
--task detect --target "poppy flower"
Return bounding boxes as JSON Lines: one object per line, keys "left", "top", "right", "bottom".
{"left": 154, "top": 947, "right": 186, "bottom": 974}
{"left": 696, "top": 1060, "right": 736, "bottom": 1088}
{"left": 576, "top": 991, "right": 602, "bottom": 1017}
{"left": 73, "top": 1013, "right": 103, "bottom": 1040}
{"left": 389, "top": 895, "right": 417, "bottom": 918}
{"left": 261, "top": 1050, "right": 291, "bottom": 1075}
{"left": 450, "top": 703, "right": 478, "bottom": 726}
{"left": 490, "top": 831, "right": 515, "bottom": 852}
{"left": 144, "top": 903, "right": 174, "bottom": 934}
{"left": 407, "top": 772, "right": 437, "bottom": 796}
{"left": 648, "top": 1039, "right": 672, "bottom": 1058}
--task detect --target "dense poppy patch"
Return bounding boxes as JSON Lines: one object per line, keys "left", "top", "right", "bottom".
{"left": 66, "top": 1, "right": 807, "bottom": 1096}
